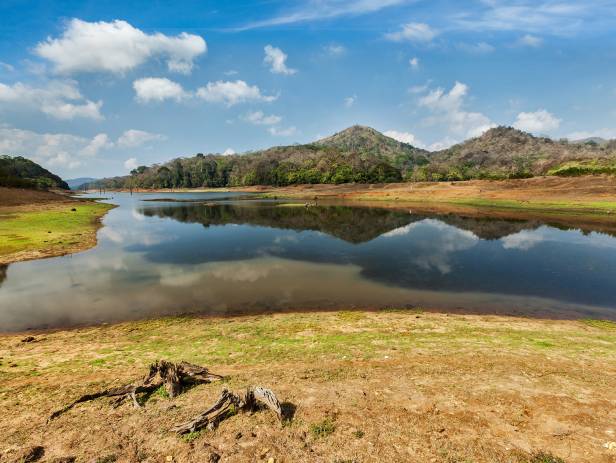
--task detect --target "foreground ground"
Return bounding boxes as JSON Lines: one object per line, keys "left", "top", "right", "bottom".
{"left": 0, "top": 187, "right": 114, "bottom": 264}
{"left": 1, "top": 311, "right": 615, "bottom": 462}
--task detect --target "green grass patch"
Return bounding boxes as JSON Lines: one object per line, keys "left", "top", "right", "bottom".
{"left": 582, "top": 319, "right": 616, "bottom": 330}
{"left": 310, "top": 418, "right": 336, "bottom": 439}
{"left": 0, "top": 201, "right": 113, "bottom": 258}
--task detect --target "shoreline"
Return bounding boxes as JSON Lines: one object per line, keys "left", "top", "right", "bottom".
{"left": 0, "top": 187, "right": 115, "bottom": 265}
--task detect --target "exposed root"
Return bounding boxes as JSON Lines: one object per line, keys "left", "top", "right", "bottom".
{"left": 48, "top": 360, "right": 222, "bottom": 421}
{"left": 172, "top": 386, "right": 283, "bottom": 435}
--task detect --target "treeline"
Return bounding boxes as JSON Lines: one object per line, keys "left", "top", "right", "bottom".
{"left": 84, "top": 143, "right": 430, "bottom": 190}
{"left": 0, "top": 156, "right": 69, "bottom": 190}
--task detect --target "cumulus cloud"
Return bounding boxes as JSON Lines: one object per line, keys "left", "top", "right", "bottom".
{"left": 243, "top": 110, "right": 282, "bottom": 126}
{"left": 222, "top": 148, "right": 236, "bottom": 156}
{"left": 196, "top": 80, "right": 277, "bottom": 106}
{"left": 124, "top": 157, "right": 139, "bottom": 171}
{"left": 409, "top": 57, "right": 420, "bottom": 69}
{"left": 268, "top": 126, "right": 297, "bottom": 136}
{"left": 0, "top": 80, "right": 103, "bottom": 120}
{"left": 35, "top": 19, "right": 206, "bottom": 75}
{"left": 264, "top": 45, "right": 297, "bottom": 75}
{"left": 418, "top": 81, "right": 495, "bottom": 145}
{"left": 0, "top": 126, "right": 112, "bottom": 170}
{"left": 384, "top": 130, "right": 422, "bottom": 147}
{"left": 118, "top": 129, "right": 166, "bottom": 147}
{"left": 385, "top": 22, "right": 438, "bottom": 42}
{"left": 513, "top": 109, "right": 561, "bottom": 133}
{"left": 133, "top": 77, "right": 187, "bottom": 103}
{"left": 344, "top": 95, "right": 356, "bottom": 107}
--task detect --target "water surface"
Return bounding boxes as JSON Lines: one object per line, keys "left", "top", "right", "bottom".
{"left": 1, "top": 192, "right": 616, "bottom": 331}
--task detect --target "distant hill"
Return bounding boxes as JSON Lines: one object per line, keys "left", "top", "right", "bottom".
{"left": 0, "top": 155, "right": 69, "bottom": 190}
{"left": 424, "top": 127, "right": 616, "bottom": 180}
{"left": 84, "top": 125, "right": 616, "bottom": 190}
{"left": 65, "top": 177, "right": 98, "bottom": 190}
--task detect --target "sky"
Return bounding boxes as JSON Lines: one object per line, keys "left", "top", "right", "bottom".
{"left": 1, "top": 0, "right": 616, "bottom": 179}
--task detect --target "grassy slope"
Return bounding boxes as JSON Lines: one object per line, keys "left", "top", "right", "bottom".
{"left": 1, "top": 311, "right": 615, "bottom": 462}
{"left": 0, "top": 198, "right": 114, "bottom": 264}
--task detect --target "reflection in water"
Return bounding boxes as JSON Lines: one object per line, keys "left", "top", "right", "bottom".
{"left": 1, "top": 193, "right": 616, "bottom": 332}
{"left": 0, "top": 265, "right": 7, "bottom": 289}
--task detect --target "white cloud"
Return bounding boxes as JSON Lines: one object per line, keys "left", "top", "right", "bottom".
{"left": 418, "top": 81, "right": 495, "bottom": 145}
{"left": 0, "top": 126, "right": 112, "bottom": 170}
{"left": 264, "top": 45, "right": 297, "bottom": 75}
{"left": 118, "top": 129, "right": 166, "bottom": 148}
{"left": 81, "top": 133, "right": 113, "bottom": 157}
{"left": 385, "top": 22, "right": 438, "bottom": 42}
{"left": 452, "top": 1, "right": 589, "bottom": 35}
{"left": 0, "top": 62, "right": 14, "bottom": 72}
{"left": 457, "top": 42, "right": 495, "bottom": 54}
{"left": 222, "top": 148, "right": 236, "bottom": 156}
{"left": 268, "top": 126, "right": 297, "bottom": 136}
{"left": 513, "top": 109, "right": 561, "bottom": 133}
{"left": 224, "top": 70, "right": 238, "bottom": 76}
{"left": 516, "top": 34, "right": 543, "bottom": 47}
{"left": 133, "top": 77, "right": 187, "bottom": 103}
{"left": 244, "top": 110, "right": 282, "bottom": 126}
{"left": 124, "top": 157, "right": 139, "bottom": 170}
{"left": 567, "top": 128, "right": 616, "bottom": 141}
{"left": 0, "top": 80, "right": 103, "bottom": 120}
{"left": 409, "top": 57, "right": 420, "bottom": 69}
{"left": 35, "top": 19, "right": 206, "bottom": 75}
{"left": 344, "top": 95, "right": 356, "bottom": 107}
{"left": 324, "top": 43, "right": 346, "bottom": 56}
{"left": 239, "top": 0, "right": 407, "bottom": 29}
{"left": 196, "top": 80, "right": 277, "bottom": 106}
{"left": 384, "top": 130, "right": 422, "bottom": 146}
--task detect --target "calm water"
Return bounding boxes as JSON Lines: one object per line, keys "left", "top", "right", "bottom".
{"left": 2, "top": 192, "right": 616, "bottom": 331}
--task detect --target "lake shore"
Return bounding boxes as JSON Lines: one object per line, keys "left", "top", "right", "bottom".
{"left": 91, "top": 175, "right": 616, "bottom": 215}
{"left": 0, "top": 187, "right": 115, "bottom": 265}
{"left": 1, "top": 310, "right": 615, "bottom": 462}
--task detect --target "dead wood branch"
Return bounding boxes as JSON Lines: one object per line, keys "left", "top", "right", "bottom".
{"left": 172, "top": 386, "right": 283, "bottom": 434}
{"left": 48, "top": 360, "right": 222, "bottom": 421}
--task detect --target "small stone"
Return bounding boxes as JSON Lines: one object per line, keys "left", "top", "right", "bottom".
{"left": 166, "top": 456, "right": 173, "bottom": 462}
{"left": 267, "top": 458, "right": 275, "bottom": 463}
{"left": 21, "top": 336, "right": 36, "bottom": 343}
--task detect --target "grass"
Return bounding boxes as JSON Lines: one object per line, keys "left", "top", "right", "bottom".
{"left": 1, "top": 311, "right": 615, "bottom": 462}
{"left": 0, "top": 201, "right": 113, "bottom": 262}
{"left": 310, "top": 418, "right": 336, "bottom": 439}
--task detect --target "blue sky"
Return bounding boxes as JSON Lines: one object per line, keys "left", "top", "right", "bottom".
{"left": 1, "top": 0, "right": 616, "bottom": 178}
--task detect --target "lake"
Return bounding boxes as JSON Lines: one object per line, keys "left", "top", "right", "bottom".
{"left": 1, "top": 192, "right": 616, "bottom": 332}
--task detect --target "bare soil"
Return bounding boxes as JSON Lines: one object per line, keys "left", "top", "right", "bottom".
{"left": 1, "top": 311, "right": 615, "bottom": 463}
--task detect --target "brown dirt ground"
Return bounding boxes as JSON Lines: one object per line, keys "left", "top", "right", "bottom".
{"left": 1, "top": 312, "right": 615, "bottom": 463}
{"left": 239, "top": 175, "right": 616, "bottom": 203}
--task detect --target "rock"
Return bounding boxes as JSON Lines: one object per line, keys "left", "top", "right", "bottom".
{"left": 208, "top": 453, "right": 220, "bottom": 463}
{"left": 50, "top": 457, "right": 76, "bottom": 463}
{"left": 21, "top": 336, "right": 36, "bottom": 343}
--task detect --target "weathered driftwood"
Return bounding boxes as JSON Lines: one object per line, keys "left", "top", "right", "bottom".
{"left": 48, "top": 360, "right": 222, "bottom": 421}
{"left": 172, "top": 386, "right": 282, "bottom": 434}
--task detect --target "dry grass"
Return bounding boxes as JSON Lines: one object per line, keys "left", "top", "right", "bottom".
{"left": 1, "top": 311, "right": 615, "bottom": 462}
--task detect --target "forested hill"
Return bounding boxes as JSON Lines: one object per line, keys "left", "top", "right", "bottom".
{"left": 81, "top": 125, "right": 616, "bottom": 190}
{"left": 0, "top": 156, "right": 69, "bottom": 190}
{"left": 82, "top": 126, "right": 430, "bottom": 190}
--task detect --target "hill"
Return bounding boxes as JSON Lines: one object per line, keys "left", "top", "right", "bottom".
{"left": 0, "top": 156, "right": 69, "bottom": 190}
{"left": 65, "top": 177, "right": 98, "bottom": 190}
{"left": 423, "top": 127, "right": 616, "bottom": 181}
{"left": 82, "top": 125, "right": 616, "bottom": 190}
